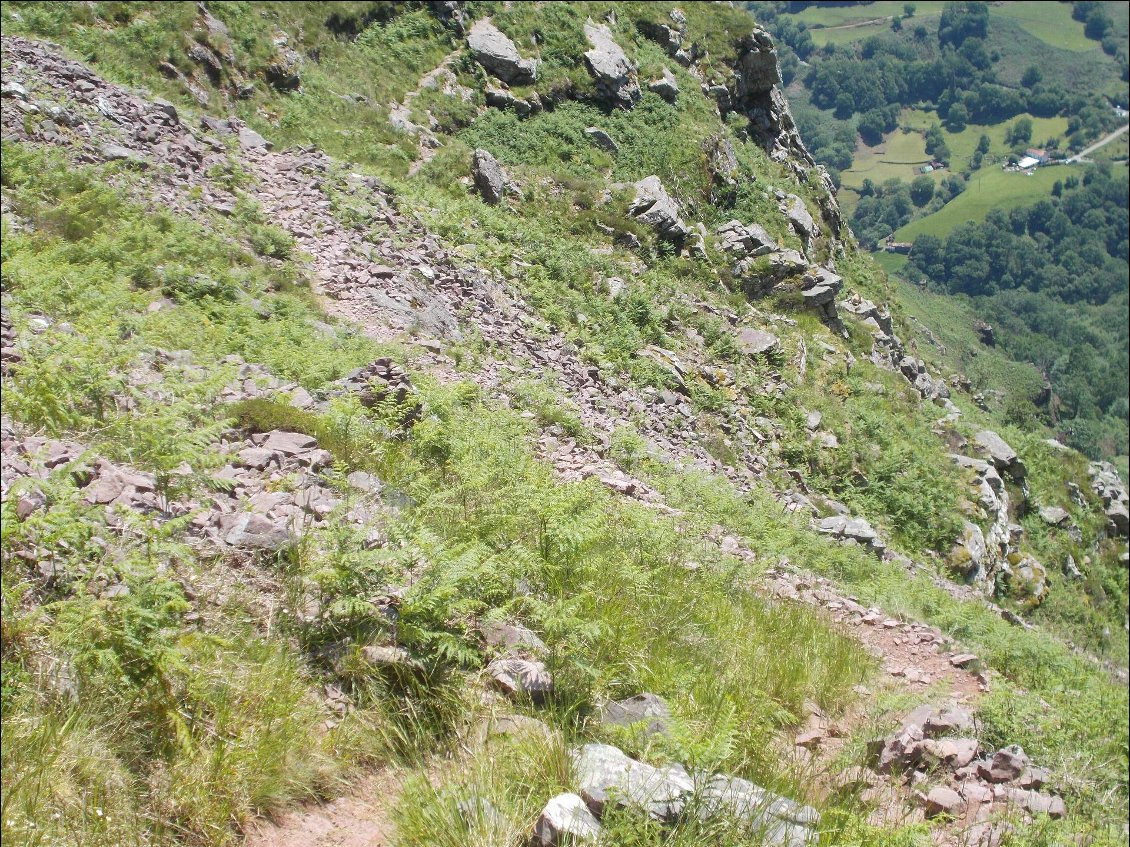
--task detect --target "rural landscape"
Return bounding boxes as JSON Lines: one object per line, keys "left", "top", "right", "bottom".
{"left": 0, "top": 2, "right": 1127, "bottom": 847}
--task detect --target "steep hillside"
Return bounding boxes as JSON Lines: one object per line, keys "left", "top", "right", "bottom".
{"left": 1, "top": 3, "right": 1128, "bottom": 847}
{"left": 747, "top": 0, "right": 1130, "bottom": 467}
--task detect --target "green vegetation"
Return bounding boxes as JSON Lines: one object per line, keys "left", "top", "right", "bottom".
{"left": 0, "top": 147, "right": 876, "bottom": 845}
{"left": 893, "top": 166, "right": 1064, "bottom": 239}
{"left": 905, "top": 166, "right": 1129, "bottom": 459}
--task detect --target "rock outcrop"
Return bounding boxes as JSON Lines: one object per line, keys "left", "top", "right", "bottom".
{"left": 467, "top": 18, "right": 537, "bottom": 84}
{"left": 974, "top": 430, "right": 1026, "bottom": 482}
{"left": 583, "top": 20, "right": 640, "bottom": 109}
{"left": 570, "top": 743, "right": 818, "bottom": 843}
{"left": 471, "top": 148, "right": 507, "bottom": 205}
{"left": 628, "top": 175, "right": 689, "bottom": 246}
{"left": 1089, "top": 461, "right": 1129, "bottom": 537}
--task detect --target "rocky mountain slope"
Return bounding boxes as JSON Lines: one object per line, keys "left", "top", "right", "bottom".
{"left": 1, "top": 3, "right": 1127, "bottom": 846}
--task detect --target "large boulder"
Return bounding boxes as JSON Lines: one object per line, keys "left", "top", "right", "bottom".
{"left": 628, "top": 176, "right": 689, "bottom": 246}
{"left": 583, "top": 21, "right": 640, "bottom": 109}
{"left": 783, "top": 195, "right": 816, "bottom": 244}
{"left": 697, "top": 775, "right": 819, "bottom": 845}
{"left": 572, "top": 743, "right": 693, "bottom": 821}
{"left": 471, "top": 148, "right": 507, "bottom": 205}
{"left": 973, "top": 430, "right": 1026, "bottom": 481}
{"left": 467, "top": 19, "right": 537, "bottom": 84}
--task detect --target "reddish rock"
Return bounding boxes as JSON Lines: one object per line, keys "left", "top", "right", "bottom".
{"left": 979, "top": 745, "right": 1029, "bottom": 783}
{"left": 924, "top": 785, "right": 964, "bottom": 818}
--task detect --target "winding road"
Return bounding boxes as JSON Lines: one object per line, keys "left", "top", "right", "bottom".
{"left": 1067, "top": 123, "right": 1129, "bottom": 163}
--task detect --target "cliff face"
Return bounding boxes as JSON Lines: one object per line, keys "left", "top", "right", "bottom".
{"left": 1, "top": 3, "right": 1127, "bottom": 845}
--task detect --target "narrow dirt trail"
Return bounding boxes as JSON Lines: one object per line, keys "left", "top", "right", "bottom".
{"left": 244, "top": 771, "right": 400, "bottom": 847}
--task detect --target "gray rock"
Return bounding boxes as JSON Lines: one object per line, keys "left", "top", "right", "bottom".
{"left": 467, "top": 18, "right": 537, "bottom": 84}
{"left": 220, "top": 512, "right": 292, "bottom": 551}
{"left": 974, "top": 431, "right": 1026, "bottom": 480}
{"left": 716, "top": 220, "right": 775, "bottom": 256}
{"left": 456, "top": 795, "right": 508, "bottom": 830}
{"left": 784, "top": 195, "right": 815, "bottom": 242}
{"left": 801, "top": 266, "right": 843, "bottom": 307}
{"left": 571, "top": 743, "right": 692, "bottom": 821}
{"left": 484, "top": 85, "right": 541, "bottom": 116}
{"left": 360, "top": 644, "right": 419, "bottom": 669}
{"left": 1019, "top": 767, "right": 1051, "bottom": 790}
{"left": 151, "top": 97, "right": 178, "bottom": 123}
{"left": 471, "top": 148, "right": 507, "bottom": 205}
{"left": 923, "top": 737, "right": 979, "bottom": 769}
{"left": 100, "top": 143, "right": 149, "bottom": 167}
{"left": 760, "top": 249, "right": 807, "bottom": 279}
{"left": 1063, "top": 554, "right": 1083, "bottom": 579}
{"left": 1106, "top": 501, "right": 1129, "bottom": 536}
{"left": 924, "top": 707, "right": 974, "bottom": 737}
{"left": 953, "top": 521, "right": 988, "bottom": 578}
{"left": 266, "top": 47, "right": 302, "bottom": 92}
{"left": 486, "top": 658, "right": 552, "bottom": 701}
{"left": 481, "top": 620, "right": 547, "bottom": 653}
{"left": 599, "top": 692, "right": 671, "bottom": 737}
{"left": 584, "top": 20, "right": 640, "bottom": 109}
{"left": 875, "top": 722, "right": 924, "bottom": 774}
{"left": 475, "top": 713, "right": 554, "bottom": 746}
{"left": 1, "top": 81, "right": 29, "bottom": 98}
{"left": 813, "top": 514, "right": 884, "bottom": 555}
{"left": 236, "top": 125, "right": 271, "bottom": 150}
{"left": 262, "top": 430, "right": 318, "bottom": 455}
{"left": 629, "top": 175, "right": 688, "bottom": 244}
{"left": 584, "top": 126, "right": 618, "bottom": 154}
{"left": 736, "top": 328, "right": 780, "bottom": 357}
{"left": 1005, "top": 788, "right": 1066, "bottom": 819}
{"left": 698, "top": 774, "right": 818, "bottom": 845}
{"left": 648, "top": 67, "right": 679, "bottom": 101}
{"left": 636, "top": 18, "right": 684, "bottom": 57}
{"left": 533, "top": 793, "right": 602, "bottom": 845}
{"left": 1038, "top": 505, "right": 1070, "bottom": 526}
{"left": 346, "top": 470, "right": 382, "bottom": 493}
